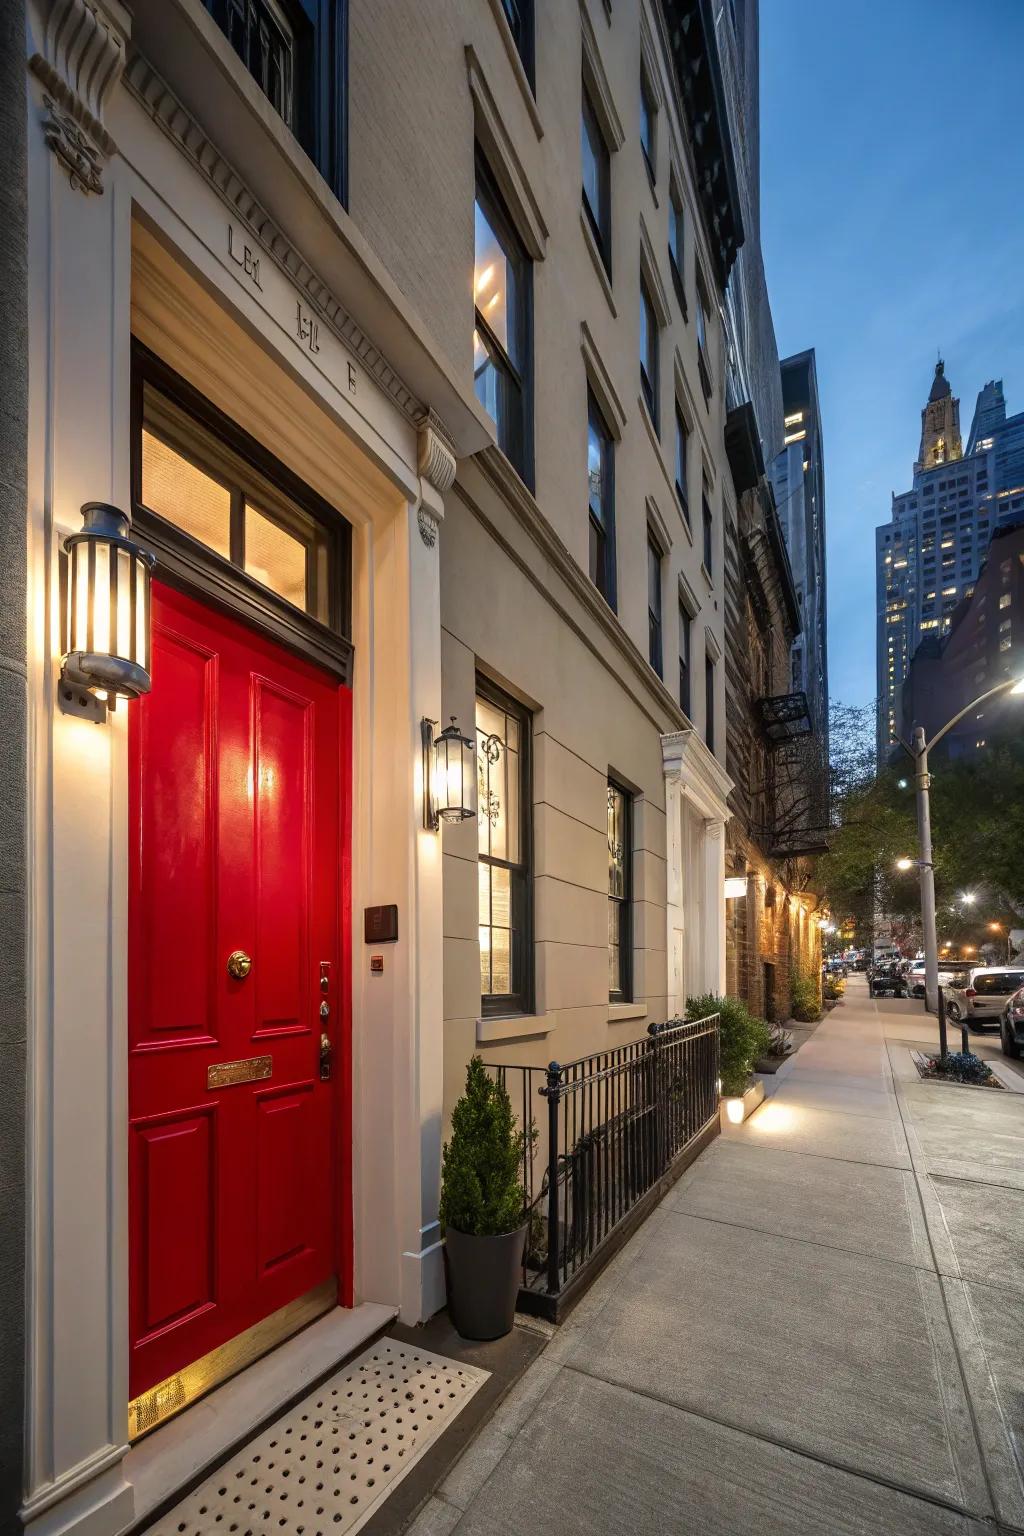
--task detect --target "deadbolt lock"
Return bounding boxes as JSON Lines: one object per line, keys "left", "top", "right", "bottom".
{"left": 226, "top": 949, "right": 253, "bottom": 980}
{"left": 319, "top": 1031, "right": 332, "bottom": 1081}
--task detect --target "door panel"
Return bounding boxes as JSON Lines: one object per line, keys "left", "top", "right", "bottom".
{"left": 129, "top": 581, "right": 348, "bottom": 1404}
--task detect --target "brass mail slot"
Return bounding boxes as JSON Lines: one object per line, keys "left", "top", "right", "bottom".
{"left": 207, "top": 1054, "right": 272, "bottom": 1089}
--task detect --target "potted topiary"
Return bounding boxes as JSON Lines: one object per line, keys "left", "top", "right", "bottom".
{"left": 687, "top": 993, "right": 771, "bottom": 1126}
{"left": 440, "top": 1056, "right": 529, "bottom": 1341}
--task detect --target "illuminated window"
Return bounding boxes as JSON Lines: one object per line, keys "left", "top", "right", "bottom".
{"left": 474, "top": 157, "right": 531, "bottom": 481}
{"left": 607, "top": 780, "right": 633, "bottom": 1002}
{"left": 1000, "top": 592, "right": 1011, "bottom": 609}
{"left": 477, "top": 679, "right": 532, "bottom": 1015}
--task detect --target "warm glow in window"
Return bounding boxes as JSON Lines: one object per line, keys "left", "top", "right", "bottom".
{"left": 244, "top": 504, "right": 306, "bottom": 610}
{"left": 141, "top": 429, "right": 232, "bottom": 557}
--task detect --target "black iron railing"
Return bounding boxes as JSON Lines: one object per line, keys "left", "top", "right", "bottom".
{"left": 485, "top": 1012, "right": 719, "bottom": 1320}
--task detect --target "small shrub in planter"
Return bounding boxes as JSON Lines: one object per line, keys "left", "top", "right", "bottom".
{"left": 920, "top": 1051, "right": 997, "bottom": 1086}
{"left": 823, "top": 976, "right": 845, "bottom": 1003}
{"left": 686, "top": 993, "right": 770, "bottom": 1098}
{"left": 440, "top": 1057, "right": 530, "bottom": 1340}
{"left": 790, "top": 966, "right": 822, "bottom": 1023}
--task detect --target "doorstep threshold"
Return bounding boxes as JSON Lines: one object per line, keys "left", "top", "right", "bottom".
{"left": 124, "top": 1302, "right": 396, "bottom": 1531}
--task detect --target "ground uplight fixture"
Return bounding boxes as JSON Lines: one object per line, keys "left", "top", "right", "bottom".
{"left": 422, "top": 716, "right": 477, "bottom": 831}
{"left": 59, "top": 502, "right": 155, "bottom": 722}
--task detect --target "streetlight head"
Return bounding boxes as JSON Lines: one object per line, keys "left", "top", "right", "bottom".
{"left": 897, "top": 777, "right": 909, "bottom": 790}
{"left": 1012, "top": 677, "right": 1024, "bottom": 696}
{"left": 960, "top": 891, "right": 977, "bottom": 906}
{"left": 895, "top": 856, "right": 915, "bottom": 872}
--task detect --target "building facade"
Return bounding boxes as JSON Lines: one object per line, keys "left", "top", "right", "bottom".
{"left": 9, "top": 2, "right": 763, "bottom": 1534}
{"left": 769, "top": 349, "right": 828, "bottom": 753}
{"left": 876, "top": 360, "right": 1024, "bottom": 760}
{"left": 899, "top": 517, "right": 1024, "bottom": 758}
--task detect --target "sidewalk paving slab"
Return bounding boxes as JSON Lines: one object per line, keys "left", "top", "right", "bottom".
{"left": 722, "top": 1100, "right": 912, "bottom": 1168}
{"left": 446, "top": 1370, "right": 992, "bottom": 1536}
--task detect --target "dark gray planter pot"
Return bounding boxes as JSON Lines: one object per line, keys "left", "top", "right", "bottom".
{"left": 444, "top": 1223, "right": 527, "bottom": 1341}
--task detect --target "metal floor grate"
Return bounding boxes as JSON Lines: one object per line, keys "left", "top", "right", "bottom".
{"left": 150, "top": 1338, "right": 489, "bottom": 1536}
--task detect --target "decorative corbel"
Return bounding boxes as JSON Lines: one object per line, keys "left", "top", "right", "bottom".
{"left": 28, "top": 0, "right": 131, "bottom": 194}
{"left": 416, "top": 410, "right": 457, "bottom": 548}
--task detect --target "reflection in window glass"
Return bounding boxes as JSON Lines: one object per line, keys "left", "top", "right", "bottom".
{"left": 141, "top": 429, "right": 232, "bottom": 558}
{"left": 245, "top": 503, "right": 306, "bottom": 610}
{"left": 608, "top": 781, "right": 631, "bottom": 1001}
{"left": 474, "top": 200, "right": 515, "bottom": 362}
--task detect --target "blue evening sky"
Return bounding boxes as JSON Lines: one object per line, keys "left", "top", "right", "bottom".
{"left": 759, "top": 0, "right": 1024, "bottom": 710}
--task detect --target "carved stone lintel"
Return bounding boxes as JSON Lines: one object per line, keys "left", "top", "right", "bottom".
{"left": 417, "top": 508, "right": 439, "bottom": 549}
{"left": 417, "top": 410, "right": 457, "bottom": 499}
{"left": 29, "top": 0, "right": 131, "bottom": 192}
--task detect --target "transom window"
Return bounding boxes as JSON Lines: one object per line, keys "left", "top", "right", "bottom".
{"left": 474, "top": 159, "right": 532, "bottom": 483}
{"left": 582, "top": 84, "right": 611, "bottom": 273}
{"left": 138, "top": 378, "right": 336, "bottom": 626}
{"left": 477, "top": 680, "right": 532, "bottom": 1015}
{"left": 607, "top": 779, "right": 632, "bottom": 1003}
{"left": 588, "top": 388, "right": 616, "bottom": 607}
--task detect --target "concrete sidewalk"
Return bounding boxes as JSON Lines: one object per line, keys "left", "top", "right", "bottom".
{"left": 410, "top": 975, "right": 1024, "bottom": 1536}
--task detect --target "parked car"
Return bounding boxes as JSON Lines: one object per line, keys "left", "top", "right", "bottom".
{"left": 868, "top": 962, "right": 905, "bottom": 998}
{"left": 1000, "top": 985, "right": 1024, "bottom": 1059}
{"left": 904, "top": 962, "right": 969, "bottom": 999}
{"left": 945, "top": 967, "right": 1024, "bottom": 1032}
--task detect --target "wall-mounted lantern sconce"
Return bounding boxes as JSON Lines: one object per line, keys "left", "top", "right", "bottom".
{"left": 59, "top": 502, "right": 156, "bottom": 722}
{"left": 422, "top": 716, "right": 476, "bottom": 831}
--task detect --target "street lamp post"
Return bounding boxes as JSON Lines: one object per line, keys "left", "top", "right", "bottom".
{"left": 900, "top": 676, "right": 1024, "bottom": 1014}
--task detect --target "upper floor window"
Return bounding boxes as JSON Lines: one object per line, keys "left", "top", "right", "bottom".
{"left": 679, "top": 600, "right": 691, "bottom": 716}
{"left": 474, "top": 157, "right": 532, "bottom": 484}
{"left": 647, "top": 530, "right": 663, "bottom": 677}
{"left": 588, "top": 389, "right": 617, "bottom": 608}
{"left": 702, "top": 484, "right": 713, "bottom": 576}
{"left": 674, "top": 404, "right": 689, "bottom": 522}
{"left": 581, "top": 83, "right": 611, "bottom": 273}
{"left": 202, "top": 0, "right": 347, "bottom": 200}
{"left": 669, "top": 180, "right": 686, "bottom": 313}
{"left": 607, "top": 780, "right": 633, "bottom": 1003}
{"left": 696, "top": 278, "right": 713, "bottom": 402}
{"left": 477, "top": 679, "right": 532, "bottom": 1016}
{"left": 640, "top": 64, "right": 656, "bottom": 183}
{"left": 705, "top": 650, "right": 716, "bottom": 754}
{"left": 640, "top": 277, "right": 659, "bottom": 430}
{"left": 499, "top": 0, "right": 535, "bottom": 88}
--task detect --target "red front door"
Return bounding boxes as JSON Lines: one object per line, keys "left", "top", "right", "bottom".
{"left": 128, "top": 582, "right": 350, "bottom": 1404}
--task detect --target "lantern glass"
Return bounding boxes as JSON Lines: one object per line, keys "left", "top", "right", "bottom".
{"left": 62, "top": 503, "right": 155, "bottom": 704}
{"left": 431, "top": 719, "right": 477, "bottom": 825}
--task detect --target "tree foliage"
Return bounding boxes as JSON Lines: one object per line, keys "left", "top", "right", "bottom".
{"left": 819, "top": 700, "right": 1024, "bottom": 945}
{"left": 440, "top": 1057, "right": 527, "bottom": 1237}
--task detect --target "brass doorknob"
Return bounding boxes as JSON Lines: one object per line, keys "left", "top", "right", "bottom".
{"left": 227, "top": 949, "right": 252, "bottom": 980}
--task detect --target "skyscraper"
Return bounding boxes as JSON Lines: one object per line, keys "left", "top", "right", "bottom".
{"left": 769, "top": 350, "right": 828, "bottom": 753}
{"left": 875, "top": 361, "right": 1024, "bottom": 760}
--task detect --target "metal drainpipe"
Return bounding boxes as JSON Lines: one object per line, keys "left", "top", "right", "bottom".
{"left": 0, "top": 0, "right": 28, "bottom": 1524}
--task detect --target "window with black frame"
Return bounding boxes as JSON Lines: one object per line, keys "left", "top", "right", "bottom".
{"left": 640, "top": 64, "right": 656, "bottom": 183}
{"left": 474, "top": 159, "right": 532, "bottom": 484}
{"left": 581, "top": 83, "right": 611, "bottom": 274}
{"left": 675, "top": 404, "right": 689, "bottom": 523}
{"left": 647, "top": 530, "right": 663, "bottom": 677}
{"left": 679, "top": 599, "right": 691, "bottom": 716}
{"left": 705, "top": 650, "right": 716, "bottom": 754}
{"left": 640, "top": 277, "right": 659, "bottom": 429}
{"left": 499, "top": 0, "right": 534, "bottom": 87}
{"left": 669, "top": 180, "right": 686, "bottom": 312}
{"left": 588, "top": 388, "right": 616, "bottom": 607}
{"left": 201, "top": 0, "right": 347, "bottom": 200}
{"left": 477, "top": 681, "right": 532, "bottom": 1016}
{"left": 702, "top": 483, "right": 713, "bottom": 575}
{"left": 607, "top": 779, "right": 632, "bottom": 1003}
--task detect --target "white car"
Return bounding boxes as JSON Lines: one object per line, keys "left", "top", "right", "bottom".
{"left": 946, "top": 967, "right": 1024, "bottom": 1031}
{"left": 905, "top": 962, "right": 967, "bottom": 999}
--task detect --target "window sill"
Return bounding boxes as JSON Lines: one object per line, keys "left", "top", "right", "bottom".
{"left": 580, "top": 209, "right": 617, "bottom": 318}
{"left": 609, "top": 1002, "right": 648, "bottom": 1025}
{"left": 484, "top": 0, "right": 545, "bottom": 139}
{"left": 476, "top": 1013, "right": 554, "bottom": 1044}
